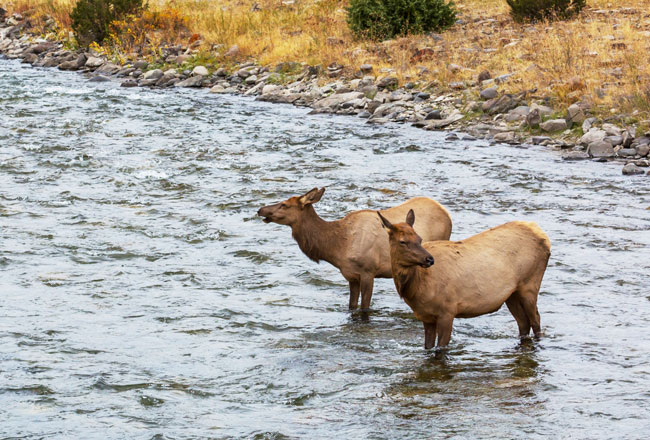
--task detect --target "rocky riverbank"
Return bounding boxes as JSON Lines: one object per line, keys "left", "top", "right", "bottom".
{"left": 1, "top": 12, "right": 649, "bottom": 177}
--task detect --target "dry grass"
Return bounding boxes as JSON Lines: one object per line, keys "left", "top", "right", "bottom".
{"left": 7, "top": 0, "right": 650, "bottom": 119}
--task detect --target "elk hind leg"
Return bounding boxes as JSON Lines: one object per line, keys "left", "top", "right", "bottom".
{"left": 519, "top": 288, "right": 542, "bottom": 338}
{"left": 506, "top": 293, "right": 531, "bottom": 338}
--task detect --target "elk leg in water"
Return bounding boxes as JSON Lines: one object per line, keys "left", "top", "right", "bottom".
{"left": 506, "top": 293, "right": 531, "bottom": 337}
{"left": 435, "top": 315, "right": 454, "bottom": 348}
{"left": 359, "top": 275, "right": 374, "bottom": 310}
{"left": 520, "top": 289, "right": 542, "bottom": 337}
{"left": 424, "top": 321, "right": 437, "bottom": 349}
{"left": 348, "top": 279, "right": 360, "bottom": 310}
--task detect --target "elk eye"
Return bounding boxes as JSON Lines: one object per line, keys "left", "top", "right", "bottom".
{"left": 280, "top": 203, "right": 287, "bottom": 209}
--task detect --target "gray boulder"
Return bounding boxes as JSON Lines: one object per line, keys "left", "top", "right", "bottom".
{"left": 377, "top": 76, "right": 398, "bottom": 89}
{"left": 540, "top": 119, "right": 568, "bottom": 132}
{"left": 143, "top": 69, "right": 163, "bottom": 81}
{"left": 579, "top": 128, "right": 606, "bottom": 145}
{"left": 482, "top": 95, "right": 518, "bottom": 115}
{"left": 480, "top": 87, "right": 497, "bottom": 100}
{"left": 587, "top": 141, "right": 614, "bottom": 158}
{"left": 622, "top": 163, "right": 644, "bottom": 175}
{"left": 85, "top": 56, "right": 104, "bottom": 68}
{"left": 175, "top": 76, "right": 204, "bottom": 87}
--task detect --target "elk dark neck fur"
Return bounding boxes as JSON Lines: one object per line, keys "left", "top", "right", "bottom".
{"left": 391, "top": 260, "right": 424, "bottom": 302}
{"left": 291, "top": 205, "right": 343, "bottom": 266}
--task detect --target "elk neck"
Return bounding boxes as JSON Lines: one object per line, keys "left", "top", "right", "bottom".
{"left": 390, "top": 255, "right": 425, "bottom": 302}
{"left": 290, "top": 205, "right": 344, "bottom": 267}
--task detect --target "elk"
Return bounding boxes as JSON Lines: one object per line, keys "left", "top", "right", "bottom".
{"left": 257, "top": 188, "right": 452, "bottom": 309}
{"left": 378, "top": 210, "right": 550, "bottom": 349}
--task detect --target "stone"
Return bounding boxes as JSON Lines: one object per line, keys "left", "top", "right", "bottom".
{"left": 530, "top": 103, "right": 554, "bottom": 117}
{"left": 636, "top": 145, "right": 649, "bottom": 157}
{"left": 605, "top": 135, "right": 623, "bottom": 146}
{"left": 425, "top": 110, "right": 442, "bottom": 120}
{"left": 494, "top": 131, "right": 515, "bottom": 143}
{"left": 377, "top": 76, "right": 398, "bottom": 89}
{"left": 244, "top": 75, "right": 258, "bottom": 85}
{"left": 531, "top": 136, "right": 552, "bottom": 145}
{"left": 262, "top": 84, "right": 281, "bottom": 95}
{"left": 176, "top": 54, "right": 191, "bottom": 64}
{"left": 587, "top": 140, "right": 614, "bottom": 158}
{"left": 120, "top": 79, "right": 138, "bottom": 87}
{"left": 478, "top": 70, "right": 491, "bottom": 82}
{"left": 567, "top": 103, "right": 586, "bottom": 124}
{"left": 526, "top": 109, "right": 542, "bottom": 128}
{"left": 358, "top": 111, "right": 372, "bottom": 118}
{"left": 360, "top": 64, "right": 373, "bottom": 73}
{"left": 617, "top": 148, "right": 636, "bottom": 157}
{"left": 448, "top": 63, "right": 462, "bottom": 73}
{"left": 209, "top": 84, "right": 226, "bottom": 93}
{"left": 312, "top": 92, "right": 364, "bottom": 111}
{"left": 96, "top": 63, "right": 120, "bottom": 75}
{"left": 579, "top": 128, "right": 606, "bottom": 145}
{"left": 21, "top": 53, "right": 38, "bottom": 64}
{"left": 426, "top": 111, "right": 464, "bottom": 129}
{"left": 540, "top": 119, "right": 567, "bottom": 132}
{"left": 582, "top": 117, "right": 596, "bottom": 132}
{"left": 563, "top": 151, "right": 590, "bottom": 161}
{"left": 85, "top": 56, "right": 104, "bottom": 68}
{"left": 143, "top": 69, "right": 164, "bottom": 81}
{"left": 216, "top": 68, "right": 227, "bottom": 77}
{"left": 88, "top": 75, "right": 110, "bottom": 82}
{"left": 133, "top": 60, "right": 148, "bottom": 70}
{"left": 622, "top": 163, "right": 644, "bottom": 175}
{"left": 480, "top": 87, "right": 497, "bottom": 100}
{"left": 482, "top": 95, "right": 518, "bottom": 115}
{"left": 449, "top": 82, "right": 465, "bottom": 90}
{"left": 225, "top": 45, "right": 240, "bottom": 57}
{"left": 192, "top": 65, "right": 209, "bottom": 76}
{"left": 175, "top": 76, "right": 204, "bottom": 87}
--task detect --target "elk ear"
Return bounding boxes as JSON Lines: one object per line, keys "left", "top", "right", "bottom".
{"left": 405, "top": 209, "right": 415, "bottom": 227}
{"left": 377, "top": 211, "right": 395, "bottom": 232}
{"left": 299, "top": 187, "right": 325, "bottom": 206}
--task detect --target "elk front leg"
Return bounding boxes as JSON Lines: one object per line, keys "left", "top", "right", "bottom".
{"left": 348, "top": 279, "right": 360, "bottom": 310}
{"left": 435, "top": 315, "right": 454, "bottom": 348}
{"left": 359, "top": 274, "right": 374, "bottom": 310}
{"left": 424, "top": 321, "right": 437, "bottom": 349}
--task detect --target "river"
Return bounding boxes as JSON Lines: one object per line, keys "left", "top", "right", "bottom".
{"left": 1, "top": 59, "right": 649, "bottom": 439}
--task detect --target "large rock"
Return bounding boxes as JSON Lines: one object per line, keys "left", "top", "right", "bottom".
{"left": 540, "top": 119, "right": 568, "bottom": 132}
{"left": 579, "top": 128, "right": 606, "bottom": 145}
{"left": 482, "top": 95, "right": 518, "bottom": 115}
{"left": 493, "top": 131, "right": 515, "bottom": 143}
{"left": 133, "top": 60, "right": 148, "bottom": 70}
{"left": 426, "top": 111, "right": 464, "bottom": 129}
{"left": 175, "top": 76, "right": 204, "bottom": 87}
{"left": 622, "top": 163, "right": 644, "bottom": 175}
{"left": 480, "top": 87, "right": 497, "bottom": 100}
{"left": 525, "top": 108, "right": 541, "bottom": 128}
{"left": 192, "top": 65, "right": 209, "bottom": 76}
{"left": 377, "top": 76, "right": 398, "bottom": 89}
{"left": 567, "top": 103, "right": 586, "bottom": 124}
{"left": 143, "top": 69, "right": 163, "bottom": 81}
{"left": 85, "top": 56, "right": 104, "bottom": 68}
{"left": 96, "top": 63, "right": 120, "bottom": 75}
{"left": 587, "top": 140, "right": 614, "bottom": 158}
{"left": 312, "top": 92, "right": 364, "bottom": 111}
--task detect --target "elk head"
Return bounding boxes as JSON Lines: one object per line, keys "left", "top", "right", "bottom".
{"left": 257, "top": 187, "right": 325, "bottom": 226}
{"left": 378, "top": 209, "right": 434, "bottom": 268}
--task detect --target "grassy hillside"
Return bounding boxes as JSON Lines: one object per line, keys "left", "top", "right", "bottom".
{"left": 6, "top": 0, "right": 650, "bottom": 123}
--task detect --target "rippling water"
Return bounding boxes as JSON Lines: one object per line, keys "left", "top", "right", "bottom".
{"left": 1, "top": 59, "right": 649, "bottom": 439}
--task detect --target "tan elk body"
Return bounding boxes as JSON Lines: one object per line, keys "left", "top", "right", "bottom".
{"left": 258, "top": 188, "right": 452, "bottom": 309}
{"left": 378, "top": 210, "right": 550, "bottom": 349}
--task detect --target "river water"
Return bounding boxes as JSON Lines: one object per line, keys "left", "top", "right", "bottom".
{"left": 1, "top": 58, "right": 649, "bottom": 439}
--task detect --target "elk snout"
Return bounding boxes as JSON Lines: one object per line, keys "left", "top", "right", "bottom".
{"left": 422, "top": 255, "right": 434, "bottom": 268}
{"left": 257, "top": 205, "right": 275, "bottom": 223}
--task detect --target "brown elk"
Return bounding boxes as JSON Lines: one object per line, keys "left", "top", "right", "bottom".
{"left": 378, "top": 210, "right": 550, "bottom": 349}
{"left": 257, "top": 188, "right": 452, "bottom": 309}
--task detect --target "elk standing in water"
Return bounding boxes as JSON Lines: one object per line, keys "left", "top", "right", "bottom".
{"left": 378, "top": 210, "right": 550, "bottom": 349}
{"left": 258, "top": 188, "right": 452, "bottom": 309}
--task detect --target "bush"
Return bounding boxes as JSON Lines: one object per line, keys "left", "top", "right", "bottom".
{"left": 347, "top": 0, "right": 456, "bottom": 41}
{"left": 506, "top": 0, "right": 586, "bottom": 22}
{"left": 71, "top": 0, "right": 144, "bottom": 46}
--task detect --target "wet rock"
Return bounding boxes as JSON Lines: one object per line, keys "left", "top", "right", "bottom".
{"left": 540, "top": 119, "right": 567, "bottom": 133}
{"left": 88, "top": 75, "right": 110, "bottom": 82}
{"left": 21, "top": 53, "right": 38, "bottom": 64}
{"left": 121, "top": 79, "right": 138, "bottom": 87}
{"left": 493, "top": 131, "right": 515, "bottom": 143}
{"left": 480, "top": 87, "right": 497, "bottom": 100}
{"left": 425, "top": 110, "right": 442, "bottom": 120}
{"left": 96, "top": 63, "right": 120, "bottom": 75}
{"left": 482, "top": 95, "right": 518, "bottom": 115}
{"left": 312, "top": 91, "right": 364, "bottom": 112}
{"left": 531, "top": 136, "right": 552, "bottom": 145}
{"left": 377, "top": 76, "right": 398, "bottom": 89}
{"left": 617, "top": 148, "right": 636, "bottom": 157}
{"left": 622, "top": 163, "right": 644, "bottom": 175}
{"left": 143, "top": 69, "right": 164, "bottom": 81}
{"left": 209, "top": 84, "right": 226, "bottom": 93}
{"left": 85, "top": 56, "right": 104, "bottom": 68}
{"left": 563, "top": 151, "right": 590, "bottom": 160}
{"left": 636, "top": 145, "right": 649, "bottom": 157}
{"left": 192, "top": 65, "right": 208, "bottom": 76}
{"left": 579, "top": 128, "right": 606, "bottom": 145}
{"left": 426, "top": 111, "right": 463, "bottom": 129}
{"left": 175, "top": 76, "right": 204, "bottom": 87}
{"left": 587, "top": 140, "right": 614, "bottom": 158}
{"left": 133, "top": 60, "right": 148, "bottom": 70}
{"left": 358, "top": 111, "right": 372, "bottom": 118}
{"left": 117, "top": 67, "right": 135, "bottom": 77}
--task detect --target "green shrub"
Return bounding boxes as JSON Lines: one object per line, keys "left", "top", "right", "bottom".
{"left": 71, "top": 0, "right": 144, "bottom": 46}
{"left": 347, "top": 0, "right": 456, "bottom": 41}
{"left": 506, "top": 0, "right": 586, "bottom": 22}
